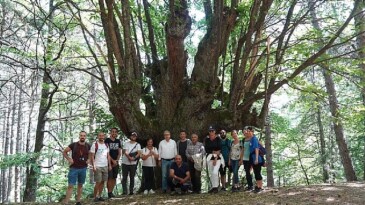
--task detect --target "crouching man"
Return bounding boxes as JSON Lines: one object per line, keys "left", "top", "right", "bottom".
{"left": 169, "top": 155, "right": 190, "bottom": 195}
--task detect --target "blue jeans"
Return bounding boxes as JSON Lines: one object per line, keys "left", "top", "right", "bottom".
{"left": 68, "top": 167, "right": 87, "bottom": 186}
{"left": 231, "top": 160, "right": 240, "bottom": 185}
{"left": 161, "top": 159, "right": 173, "bottom": 191}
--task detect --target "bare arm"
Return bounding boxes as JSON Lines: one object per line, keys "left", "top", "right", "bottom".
{"left": 63, "top": 147, "right": 73, "bottom": 165}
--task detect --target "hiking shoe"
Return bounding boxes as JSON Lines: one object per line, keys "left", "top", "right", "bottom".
{"left": 244, "top": 186, "right": 253, "bottom": 191}
{"left": 98, "top": 197, "right": 105, "bottom": 201}
{"left": 75, "top": 202, "right": 82, "bottom": 205}
{"left": 253, "top": 186, "right": 263, "bottom": 193}
{"left": 108, "top": 192, "right": 115, "bottom": 198}
{"left": 144, "top": 190, "right": 149, "bottom": 195}
{"left": 149, "top": 189, "right": 155, "bottom": 194}
{"left": 93, "top": 198, "right": 99, "bottom": 202}
{"left": 170, "top": 191, "right": 176, "bottom": 196}
{"left": 129, "top": 192, "right": 134, "bottom": 196}
{"left": 221, "top": 187, "right": 227, "bottom": 191}
{"left": 213, "top": 188, "right": 218, "bottom": 193}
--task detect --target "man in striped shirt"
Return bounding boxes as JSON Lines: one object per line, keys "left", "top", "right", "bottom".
{"left": 186, "top": 133, "right": 205, "bottom": 193}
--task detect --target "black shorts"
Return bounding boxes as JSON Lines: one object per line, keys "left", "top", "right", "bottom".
{"left": 108, "top": 164, "right": 119, "bottom": 179}
{"left": 219, "top": 162, "right": 232, "bottom": 175}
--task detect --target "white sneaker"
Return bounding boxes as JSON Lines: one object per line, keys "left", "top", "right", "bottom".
{"left": 144, "top": 190, "right": 148, "bottom": 195}
{"left": 149, "top": 189, "right": 155, "bottom": 194}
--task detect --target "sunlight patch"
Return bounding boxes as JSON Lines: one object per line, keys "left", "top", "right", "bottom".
{"left": 321, "top": 187, "right": 341, "bottom": 191}
{"left": 163, "top": 199, "right": 183, "bottom": 203}
{"left": 286, "top": 191, "right": 302, "bottom": 196}
{"left": 326, "top": 197, "right": 336, "bottom": 202}
{"left": 345, "top": 183, "right": 365, "bottom": 188}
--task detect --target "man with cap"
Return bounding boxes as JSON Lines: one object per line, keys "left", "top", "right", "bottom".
{"left": 121, "top": 132, "right": 141, "bottom": 195}
{"left": 158, "top": 130, "right": 177, "bottom": 193}
{"left": 204, "top": 126, "right": 223, "bottom": 193}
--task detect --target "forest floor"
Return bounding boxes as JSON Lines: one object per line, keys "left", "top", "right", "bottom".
{"left": 26, "top": 182, "right": 365, "bottom": 205}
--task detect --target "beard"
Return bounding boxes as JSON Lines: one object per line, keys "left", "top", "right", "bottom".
{"left": 221, "top": 135, "right": 226, "bottom": 139}
{"left": 80, "top": 138, "right": 86, "bottom": 142}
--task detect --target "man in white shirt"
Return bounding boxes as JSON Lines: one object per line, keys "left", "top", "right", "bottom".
{"left": 90, "top": 132, "right": 111, "bottom": 202}
{"left": 158, "top": 130, "right": 177, "bottom": 193}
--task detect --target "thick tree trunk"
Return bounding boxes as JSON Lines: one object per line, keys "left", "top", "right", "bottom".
{"left": 8, "top": 85, "right": 17, "bottom": 201}
{"left": 321, "top": 69, "right": 357, "bottom": 181}
{"left": 316, "top": 106, "right": 329, "bottom": 183}
{"left": 354, "top": 0, "right": 365, "bottom": 181}
{"left": 264, "top": 117, "right": 274, "bottom": 187}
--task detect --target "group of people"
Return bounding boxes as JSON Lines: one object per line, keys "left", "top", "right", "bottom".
{"left": 62, "top": 126, "right": 265, "bottom": 205}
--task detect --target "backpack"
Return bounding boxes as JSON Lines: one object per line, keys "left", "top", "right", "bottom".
{"left": 93, "top": 142, "right": 109, "bottom": 158}
{"left": 258, "top": 142, "right": 266, "bottom": 156}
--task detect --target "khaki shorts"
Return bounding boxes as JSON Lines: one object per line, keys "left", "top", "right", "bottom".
{"left": 94, "top": 166, "right": 108, "bottom": 182}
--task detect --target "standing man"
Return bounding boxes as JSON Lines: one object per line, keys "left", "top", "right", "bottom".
{"left": 219, "top": 129, "right": 231, "bottom": 191}
{"left": 121, "top": 132, "right": 141, "bottom": 195}
{"left": 63, "top": 131, "right": 90, "bottom": 205}
{"left": 177, "top": 129, "right": 190, "bottom": 163}
{"left": 204, "top": 126, "right": 222, "bottom": 193}
{"left": 90, "top": 132, "right": 111, "bottom": 202}
{"left": 158, "top": 130, "right": 177, "bottom": 193}
{"left": 104, "top": 128, "right": 122, "bottom": 198}
{"left": 186, "top": 133, "right": 205, "bottom": 194}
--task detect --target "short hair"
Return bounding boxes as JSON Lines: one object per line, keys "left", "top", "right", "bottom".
{"left": 244, "top": 126, "right": 254, "bottom": 132}
{"left": 80, "top": 131, "right": 87, "bottom": 134}
{"left": 180, "top": 129, "right": 187, "bottom": 134}
{"left": 111, "top": 127, "right": 118, "bottom": 132}
{"left": 164, "top": 130, "right": 170, "bottom": 135}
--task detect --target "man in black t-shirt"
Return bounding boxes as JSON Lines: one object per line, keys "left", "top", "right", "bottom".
{"left": 63, "top": 131, "right": 90, "bottom": 205}
{"left": 104, "top": 128, "right": 122, "bottom": 198}
{"left": 177, "top": 129, "right": 190, "bottom": 163}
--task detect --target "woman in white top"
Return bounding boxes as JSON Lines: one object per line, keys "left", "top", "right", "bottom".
{"left": 141, "top": 138, "right": 159, "bottom": 194}
{"left": 228, "top": 130, "right": 243, "bottom": 192}
{"left": 122, "top": 132, "right": 141, "bottom": 195}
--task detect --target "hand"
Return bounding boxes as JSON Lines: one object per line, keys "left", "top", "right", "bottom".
{"left": 93, "top": 166, "right": 96, "bottom": 172}
{"left": 213, "top": 159, "right": 217, "bottom": 166}
{"left": 108, "top": 166, "right": 112, "bottom": 171}
{"left": 68, "top": 158, "right": 74, "bottom": 165}
{"left": 228, "top": 160, "right": 231, "bottom": 167}
{"left": 254, "top": 159, "right": 258, "bottom": 165}
{"left": 239, "top": 160, "right": 243, "bottom": 166}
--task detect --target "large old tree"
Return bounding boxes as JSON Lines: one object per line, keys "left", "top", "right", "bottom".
{"left": 64, "top": 0, "right": 362, "bottom": 140}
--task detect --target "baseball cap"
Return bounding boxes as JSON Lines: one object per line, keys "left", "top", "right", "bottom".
{"left": 208, "top": 126, "right": 215, "bottom": 131}
{"left": 131, "top": 132, "right": 138, "bottom": 137}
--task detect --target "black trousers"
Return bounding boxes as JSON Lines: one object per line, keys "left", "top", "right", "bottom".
{"left": 142, "top": 166, "right": 155, "bottom": 191}
{"left": 121, "top": 164, "right": 137, "bottom": 194}
{"left": 188, "top": 161, "right": 201, "bottom": 192}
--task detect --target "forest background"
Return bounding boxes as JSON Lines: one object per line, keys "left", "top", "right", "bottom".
{"left": 0, "top": 0, "right": 365, "bottom": 203}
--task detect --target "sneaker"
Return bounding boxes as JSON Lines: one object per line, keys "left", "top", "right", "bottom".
{"left": 75, "top": 202, "right": 82, "bottom": 205}
{"left": 213, "top": 188, "right": 218, "bottom": 193}
{"left": 221, "top": 187, "right": 227, "bottom": 191}
{"left": 93, "top": 198, "right": 99, "bottom": 202}
{"left": 98, "top": 197, "right": 105, "bottom": 201}
{"left": 149, "top": 189, "right": 155, "bottom": 194}
{"left": 244, "top": 186, "right": 253, "bottom": 191}
{"left": 144, "top": 190, "right": 149, "bottom": 195}
{"left": 170, "top": 191, "right": 176, "bottom": 196}
{"left": 129, "top": 192, "right": 134, "bottom": 196}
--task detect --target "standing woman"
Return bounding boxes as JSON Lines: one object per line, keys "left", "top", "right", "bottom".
{"left": 242, "top": 126, "right": 264, "bottom": 193}
{"left": 122, "top": 132, "right": 141, "bottom": 195}
{"left": 141, "top": 138, "right": 159, "bottom": 195}
{"left": 228, "top": 130, "right": 243, "bottom": 192}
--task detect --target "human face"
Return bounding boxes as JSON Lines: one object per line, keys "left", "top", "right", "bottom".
{"left": 175, "top": 155, "right": 182, "bottom": 165}
{"left": 147, "top": 139, "right": 153, "bottom": 147}
{"left": 97, "top": 132, "right": 105, "bottom": 142}
{"left": 220, "top": 130, "right": 226, "bottom": 139}
{"left": 191, "top": 134, "right": 198, "bottom": 144}
{"left": 164, "top": 131, "right": 171, "bottom": 141}
{"left": 110, "top": 128, "right": 118, "bottom": 138}
{"left": 180, "top": 131, "right": 187, "bottom": 140}
{"left": 130, "top": 134, "right": 137, "bottom": 142}
{"left": 232, "top": 130, "right": 238, "bottom": 140}
{"left": 244, "top": 129, "right": 253, "bottom": 137}
{"left": 79, "top": 132, "right": 86, "bottom": 142}
{"left": 209, "top": 130, "right": 215, "bottom": 138}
